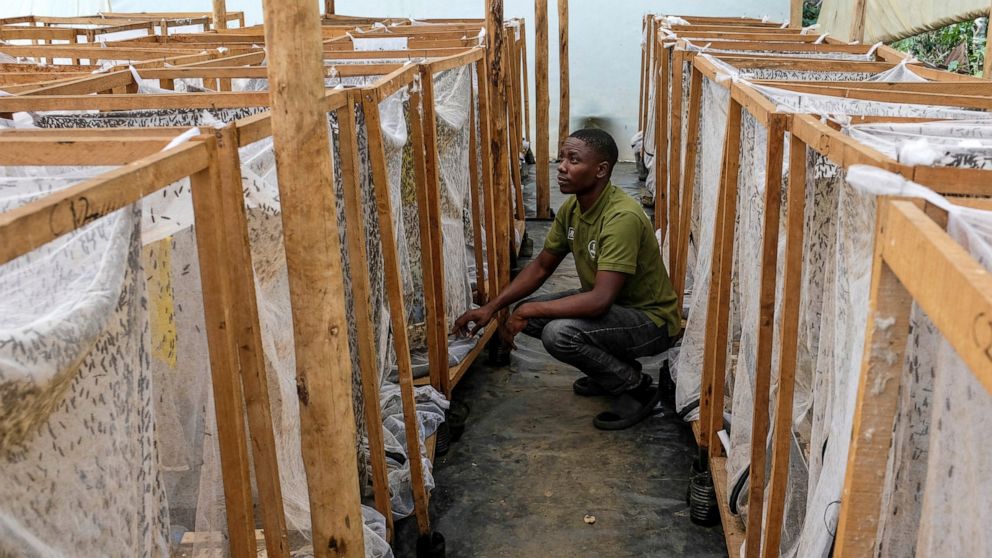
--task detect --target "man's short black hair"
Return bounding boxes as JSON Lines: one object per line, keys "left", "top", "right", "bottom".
{"left": 569, "top": 128, "right": 619, "bottom": 174}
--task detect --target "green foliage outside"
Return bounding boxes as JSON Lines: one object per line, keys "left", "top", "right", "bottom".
{"left": 802, "top": 0, "right": 987, "bottom": 75}
{"left": 891, "top": 20, "right": 987, "bottom": 75}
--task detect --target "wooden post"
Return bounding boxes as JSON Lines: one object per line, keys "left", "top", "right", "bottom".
{"left": 506, "top": 36, "right": 526, "bottom": 221}
{"left": 761, "top": 133, "right": 808, "bottom": 558}
{"left": 469, "top": 92, "right": 488, "bottom": 303}
{"left": 212, "top": 0, "right": 228, "bottom": 31}
{"left": 984, "top": 8, "right": 992, "bottom": 79}
{"left": 668, "top": 49, "right": 685, "bottom": 241}
{"left": 654, "top": 44, "right": 670, "bottom": 230}
{"left": 326, "top": 0, "right": 336, "bottom": 16}
{"left": 638, "top": 16, "right": 647, "bottom": 137}
{"left": 413, "top": 67, "right": 451, "bottom": 394}
{"left": 791, "top": 0, "right": 804, "bottom": 29}
{"left": 535, "top": 0, "right": 552, "bottom": 219}
{"left": 742, "top": 114, "right": 787, "bottom": 558}
{"left": 260, "top": 0, "right": 365, "bottom": 554}
{"left": 212, "top": 125, "right": 290, "bottom": 558}
{"left": 700, "top": 98, "right": 743, "bottom": 456}
{"left": 520, "top": 20, "right": 531, "bottom": 144}
{"left": 487, "top": 0, "right": 512, "bottom": 295}
{"left": 476, "top": 57, "right": 502, "bottom": 299}
{"left": 850, "top": 0, "right": 868, "bottom": 43}
{"left": 339, "top": 94, "right": 395, "bottom": 537}
{"left": 834, "top": 207, "right": 913, "bottom": 558}
{"left": 362, "top": 90, "right": 433, "bottom": 536}
{"left": 557, "top": 0, "right": 570, "bottom": 151}
{"left": 674, "top": 66, "right": 702, "bottom": 311}
{"left": 188, "top": 140, "right": 257, "bottom": 558}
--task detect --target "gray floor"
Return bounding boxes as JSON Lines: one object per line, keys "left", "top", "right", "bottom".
{"left": 394, "top": 163, "right": 726, "bottom": 558}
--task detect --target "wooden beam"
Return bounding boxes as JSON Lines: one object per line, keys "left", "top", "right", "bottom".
{"left": 211, "top": 125, "right": 290, "bottom": 558}
{"left": 361, "top": 90, "right": 434, "bottom": 536}
{"left": 834, "top": 203, "right": 912, "bottom": 558}
{"left": 850, "top": 0, "right": 868, "bottom": 43}
{"left": 984, "top": 7, "right": 992, "bottom": 79}
{"left": 413, "top": 66, "right": 451, "bottom": 394}
{"left": 557, "top": 0, "right": 569, "bottom": 151}
{"left": 534, "top": 0, "right": 551, "bottom": 219}
{"left": 326, "top": 0, "right": 336, "bottom": 16}
{"left": 520, "top": 20, "right": 531, "bottom": 144}
{"left": 212, "top": 0, "right": 228, "bottom": 30}
{"left": 260, "top": 0, "right": 365, "bottom": 555}
{"left": 0, "top": 142, "right": 208, "bottom": 263}
{"left": 487, "top": 0, "right": 512, "bottom": 296}
{"left": 760, "top": 133, "right": 807, "bottom": 558}
{"left": 674, "top": 65, "right": 702, "bottom": 311}
{"left": 701, "top": 98, "right": 743, "bottom": 456}
{"left": 476, "top": 57, "right": 502, "bottom": 299}
{"left": 338, "top": 94, "right": 394, "bottom": 537}
{"left": 187, "top": 141, "right": 258, "bottom": 558}
{"left": 790, "top": 0, "right": 804, "bottom": 28}
{"left": 742, "top": 114, "right": 787, "bottom": 558}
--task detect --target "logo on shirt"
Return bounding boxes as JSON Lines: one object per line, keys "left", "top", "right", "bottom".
{"left": 588, "top": 240, "right": 597, "bottom": 259}
{"left": 567, "top": 227, "right": 575, "bottom": 240}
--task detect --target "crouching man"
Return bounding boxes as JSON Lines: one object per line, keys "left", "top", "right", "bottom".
{"left": 452, "top": 128, "right": 681, "bottom": 430}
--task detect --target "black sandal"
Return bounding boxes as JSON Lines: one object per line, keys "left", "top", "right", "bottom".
{"left": 593, "top": 380, "right": 662, "bottom": 431}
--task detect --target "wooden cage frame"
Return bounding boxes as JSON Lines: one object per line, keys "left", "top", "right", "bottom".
{"left": 833, "top": 198, "right": 992, "bottom": 557}
{"left": 0, "top": 59, "right": 496, "bottom": 556}
{"left": 681, "top": 68, "right": 992, "bottom": 558}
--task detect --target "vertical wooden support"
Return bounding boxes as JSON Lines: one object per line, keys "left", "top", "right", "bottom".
{"left": 985, "top": 7, "right": 992, "bottom": 79}
{"left": 637, "top": 14, "right": 651, "bottom": 136}
{"left": 761, "top": 134, "right": 808, "bottom": 558}
{"left": 653, "top": 42, "right": 668, "bottom": 241}
{"left": 487, "top": 0, "right": 512, "bottom": 295}
{"left": 326, "top": 0, "right": 336, "bottom": 16}
{"left": 700, "top": 99, "right": 743, "bottom": 456}
{"left": 668, "top": 49, "right": 685, "bottom": 241}
{"left": 557, "top": 0, "right": 570, "bottom": 151}
{"left": 414, "top": 67, "right": 452, "bottom": 395}
{"left": 535, "top": 0, "right": 552, "bottom": 219}
{"left": 742, "top": 115, "right": 787, "bottom": 558}
{"left": 260, "top": 0, "right": 365, "bottom": 554}
{"left": 520, "top": 20, "right": 531, "bottom": 144}
{"left": 187, "top": 140, "right": 257, "bottom": 558}
{"left": 338, "top": 95, "right": 395, "bottom": 537}
{"left": 213, "top": 0, "right": 228, "bottom": 31}
{"left": 469, "top": 91, "right": 488, "bottom": 303}
{"left": 506, "top": 36, "right": 526, "bottom": 222}
{"left": 654, "top": 44, "right": 670, "bottom": 230}
{"left": 674, "top": 65, "right": 702, "bottom": 311}
{"left": 363, "top": 91, "right": 433, "bottom": 536}
{"left": 212, "top": 126, "right": 290, "bottom": 558}
{"left": 791, "top": 0, "right": 804, "bottom": 28}
{"left": 834, "top": 203, "right": 913, "bottom": 558}
{"left": 850, "top": 0, "right": 868, "bottom": 43}
{"left": 476, "top": 58, "right": 502, "bottom": 298}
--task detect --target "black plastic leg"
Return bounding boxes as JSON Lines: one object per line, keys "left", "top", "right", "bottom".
{"left": 416, "top": 532, "right": 446, "bottom": 558}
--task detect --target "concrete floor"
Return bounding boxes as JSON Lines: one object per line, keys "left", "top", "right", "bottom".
{"left": 394, "top": 163, "right": 726, "bottom": 558}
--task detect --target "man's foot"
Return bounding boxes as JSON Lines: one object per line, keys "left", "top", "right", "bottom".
{"left": 573, "top": 373, "right": 650, "bottom": 397}
{"left": 592, "top": 377, "right": 662, "bottom": 430}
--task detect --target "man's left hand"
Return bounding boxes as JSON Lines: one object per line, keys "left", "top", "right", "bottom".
{"left": 500, "top": 306, "right": 530, "bottom": 349}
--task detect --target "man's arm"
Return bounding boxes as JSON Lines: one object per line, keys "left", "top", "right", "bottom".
{"left": 514, "top": 270, "right": 627, "bottom": 321}
{"left": 452, "top": 249, "right": 566, "bottom": 336}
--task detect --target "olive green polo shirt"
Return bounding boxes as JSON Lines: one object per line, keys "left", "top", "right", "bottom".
{"left": 543, "top": 183, "right": 681, "bottom": 337}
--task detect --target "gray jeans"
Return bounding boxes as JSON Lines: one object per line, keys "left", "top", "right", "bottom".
{"left": 518, "top": 290, "right": 672, "bottom": 395}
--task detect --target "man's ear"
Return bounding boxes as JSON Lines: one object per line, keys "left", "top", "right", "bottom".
{"left": 596, "top": 161, "right": 609, "bottom": 179}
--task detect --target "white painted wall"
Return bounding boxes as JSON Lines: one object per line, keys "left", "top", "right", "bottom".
{"left": 1, "top": 0, "right": 788, "bottom": 159}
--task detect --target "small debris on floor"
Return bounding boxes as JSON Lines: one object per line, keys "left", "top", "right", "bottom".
{"left": 583, "top": 514, "right": 597, "bottom": 525}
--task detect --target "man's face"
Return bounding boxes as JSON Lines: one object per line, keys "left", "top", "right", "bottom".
{"left": 557, "top": 137, "right": 609, "bottom": 195}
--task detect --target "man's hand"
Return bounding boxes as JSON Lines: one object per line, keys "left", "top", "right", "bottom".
{"left": 499, "top": 306, "right": 530, "bottom": 349}
{"left": 452, "top": 304, "right": 496, "bottom": 337}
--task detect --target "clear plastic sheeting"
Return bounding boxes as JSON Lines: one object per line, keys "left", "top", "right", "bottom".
{"left": 379, "top": 384, "right": 448, "bottom": 519}
{"left": 844, "top": 165, "right": 992, "bottom": 557}
{"left": 0, "top": 169, "right": 169, "bottom": 556}
{"left": 674, "top": 74, "right": 729, "bottom": 421}
{"left": 847, "top": 120, "right": 992, "bottom": 169}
